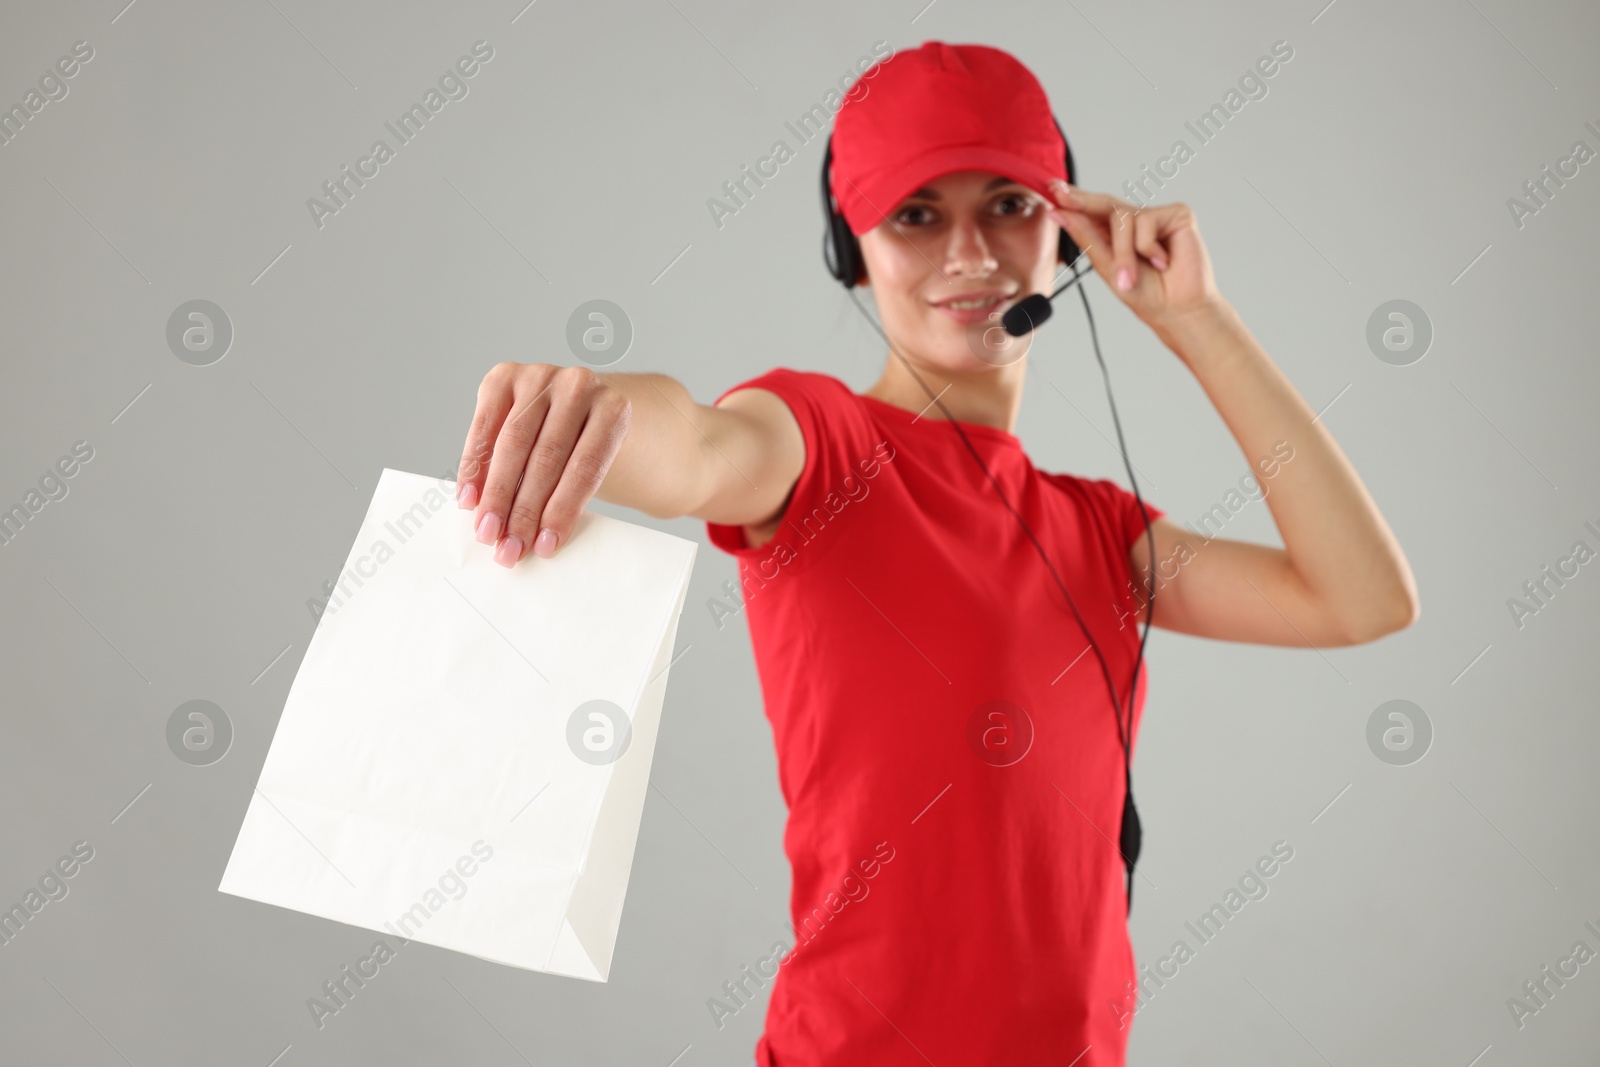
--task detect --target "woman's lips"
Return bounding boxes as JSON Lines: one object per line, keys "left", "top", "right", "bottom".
{"left": 931, "top": 293, "right": 1012, "bottom": 325}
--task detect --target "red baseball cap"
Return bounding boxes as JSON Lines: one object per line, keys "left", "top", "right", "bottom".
{"left": 829, "top": 41, "right": 1067, "bottom": 237}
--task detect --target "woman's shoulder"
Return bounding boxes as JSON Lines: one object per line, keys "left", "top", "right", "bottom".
{"left": 1038, "top": 468, "right": 1094, "bottom": 493}
{"left": 723, "top": 365, "right": 857, "bottom": 402}
{"left": 717, "top": 365, "right": 875, "bottom": 432}
{"left": 1039, "top": 468, "right": 1166, "bottom": 547}
{"left": 1039, "top": 468, "right": 1134, "bottom": 508}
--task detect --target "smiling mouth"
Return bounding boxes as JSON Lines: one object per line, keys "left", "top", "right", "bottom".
{"left": 943, "top": 296, "right": 1004, "bottom": 310}
{"left": 930, "top": 293, "right": 1017, "bottom": 322}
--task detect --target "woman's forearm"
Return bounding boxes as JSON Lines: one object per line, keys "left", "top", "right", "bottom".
{"left": 1155, "top": 300, "right": 1420, "bottom": 638}
{"left": 592, "top": 372, "right": 720, "bottom": 519}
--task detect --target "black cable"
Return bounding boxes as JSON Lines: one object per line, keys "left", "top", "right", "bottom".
{"left": 842, "top": 257, "right": 1159, "bottom": 911}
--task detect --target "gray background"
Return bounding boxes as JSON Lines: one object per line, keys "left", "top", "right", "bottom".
{"left": 1, "top": 0, "right": 1597, "bottom": 1064}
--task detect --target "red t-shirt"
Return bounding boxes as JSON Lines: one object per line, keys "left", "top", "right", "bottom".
{"left": 705, "top": 368, "right": 1165, "bottom": 1067}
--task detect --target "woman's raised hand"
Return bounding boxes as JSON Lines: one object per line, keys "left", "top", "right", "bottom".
{"left": 456, "top": 362, "right": 632, "bottom": 567}
{"left": 1046, "top": 179, "right": 1223, "bottom": 337}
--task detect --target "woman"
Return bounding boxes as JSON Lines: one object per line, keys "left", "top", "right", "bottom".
{"left": 453, "top": 40, "right": 1417, "bottom": 1067}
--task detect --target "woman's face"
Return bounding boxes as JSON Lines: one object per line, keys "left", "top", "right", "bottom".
{"left": 857, "top": 169, "right": 1061, "bottom": 373}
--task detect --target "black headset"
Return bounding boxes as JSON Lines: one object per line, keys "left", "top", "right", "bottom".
{"left": 818, "top": 116, "right": 1160, "bottom": 915}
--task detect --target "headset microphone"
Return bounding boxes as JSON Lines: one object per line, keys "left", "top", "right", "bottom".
{"left": 1000, "top": 268, "right": 1095, "bottom": 337}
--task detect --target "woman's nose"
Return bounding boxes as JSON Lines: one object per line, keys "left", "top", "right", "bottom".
{"left": 944, "top": 218, "right": 997, "bottom": 277}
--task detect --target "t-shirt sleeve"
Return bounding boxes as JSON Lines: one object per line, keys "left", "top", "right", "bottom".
{"left": 1091, "top": 476, "right": 1165, "bottom": 551}
{"left": 1045, "top": 471, "right": 1166, "bottom": 554}
{"left": 1043, "top": 473, "right": 1165, "bottom": 622}
{"left": 702, "top": 367, "right": 881, "bottom": 566}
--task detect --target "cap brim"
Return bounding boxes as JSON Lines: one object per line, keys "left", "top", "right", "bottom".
{"left": 844, "top": 144, "right": 1063, "bottom": 236}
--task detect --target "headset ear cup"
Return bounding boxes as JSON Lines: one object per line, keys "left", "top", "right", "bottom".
{"left": 1053, "top": 114, "right": 1080, "bottom": 269}
{"left": 835, "top": 217, "right": 855, "bottom": 287}
{"left": 1059, "top": 231, "right": 1082, "bottom": 270}
{"left": 820, "top": 136, "right": 863, "bottom": 289}
{"left": 829, "top": 214, "right": 862, "bottom": 288}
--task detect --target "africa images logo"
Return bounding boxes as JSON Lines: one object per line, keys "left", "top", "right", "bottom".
{"left": 705, "top": 840, "right": 896, "bottom": 1030}
{"left": 705, "top": 40, "right": 892, "bottom": 231}
{"left": 705, "top": 439, "right": 896, "bottom": 629}
{"left": 305, "top": 41, "right": 495, "bottom": 230}
{"left": 305, "top": 841, "right": 494, "bottom": 1030}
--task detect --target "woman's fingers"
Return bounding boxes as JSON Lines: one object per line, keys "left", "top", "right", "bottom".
{"left": 458, "top": 362, "right": 635, "bottom": 569}
{"left": 474, "top": 367, "right": 556, "bottom": 548}
{"left": 1051, "top": 181, "right": 1131, "bottom": 291}
{"left": 1051, "top": 181, "right": 1170, "bottom": 285}
{"left": 1134, "top": 210, "right": 1170, "bottom": 271}
{"left": 499, "top": 367, "right": 597, "bottom": 564}
{"left": 1109, "top": 203, "right": 1138, "bottom": 292}
{"left": 1051, "top": 186, "right": 1219, "bottom": 326}
{"left": 531, "top": 388, "right": 631, "bottom": 560}
{"left": 1055, "top": 181, "right": 1129, "bottom": 218}
{"left": 457, "top": 362, "right": 520, "bottom": 511}
{"left": 1051, "top": 202, "right": 1113, "bottom": 285}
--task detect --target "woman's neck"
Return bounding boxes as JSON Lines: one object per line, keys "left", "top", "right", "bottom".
{"left": 863, "top": 353, "right": 1027, "bottom": 433}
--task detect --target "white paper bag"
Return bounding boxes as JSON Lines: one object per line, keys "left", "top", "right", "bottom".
{"left": 219, "top": 467, "right": 698, "bottom": 981}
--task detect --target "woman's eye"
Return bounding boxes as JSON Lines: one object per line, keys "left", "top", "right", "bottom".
{"left": 893, "top": 194, "right": 1035, "bottom": 227}
{"left": 895, "top": 204, "right": 936, "bottom": 226}
{"left": 993, "top": 193, "right": 1036, "bottom": 217}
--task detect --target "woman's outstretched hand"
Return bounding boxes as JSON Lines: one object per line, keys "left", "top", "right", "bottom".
{"left": 456, "top": 363, "right": 632, "bottom": 568}
{"left": 1046, "top": 179, "right": 1224, "bottom": 338}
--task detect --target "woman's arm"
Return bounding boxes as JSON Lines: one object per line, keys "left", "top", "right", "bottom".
{"left": 455, "top": 363, "right": 802, "bottom": 565}
{"left": 595, "top": 374, "right": 804, "bottom": 527}
{"left": 1050, "top": 181, "right": 1419, "bottom": 648}
{"left": 1130, "top": 302, "right": 1419, "bottom": 646}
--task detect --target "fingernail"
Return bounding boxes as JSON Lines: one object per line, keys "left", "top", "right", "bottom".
{"left": 457, "top": 482, "right": 478, "bottom": 509}
{"left": 494, "top": 535, "right": 523, "bottom": 568}
{"left": 1151, "top": 254, "right": 1168, "bottom": 271}
{"left": 533, "top": 528, "right": 559, "bottom": 559}
{"left": 1117, "top": 267, "right": 1134, "bottom": 292}
{"left": 475, "top": 511, "right": 502, "bottom": 545}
